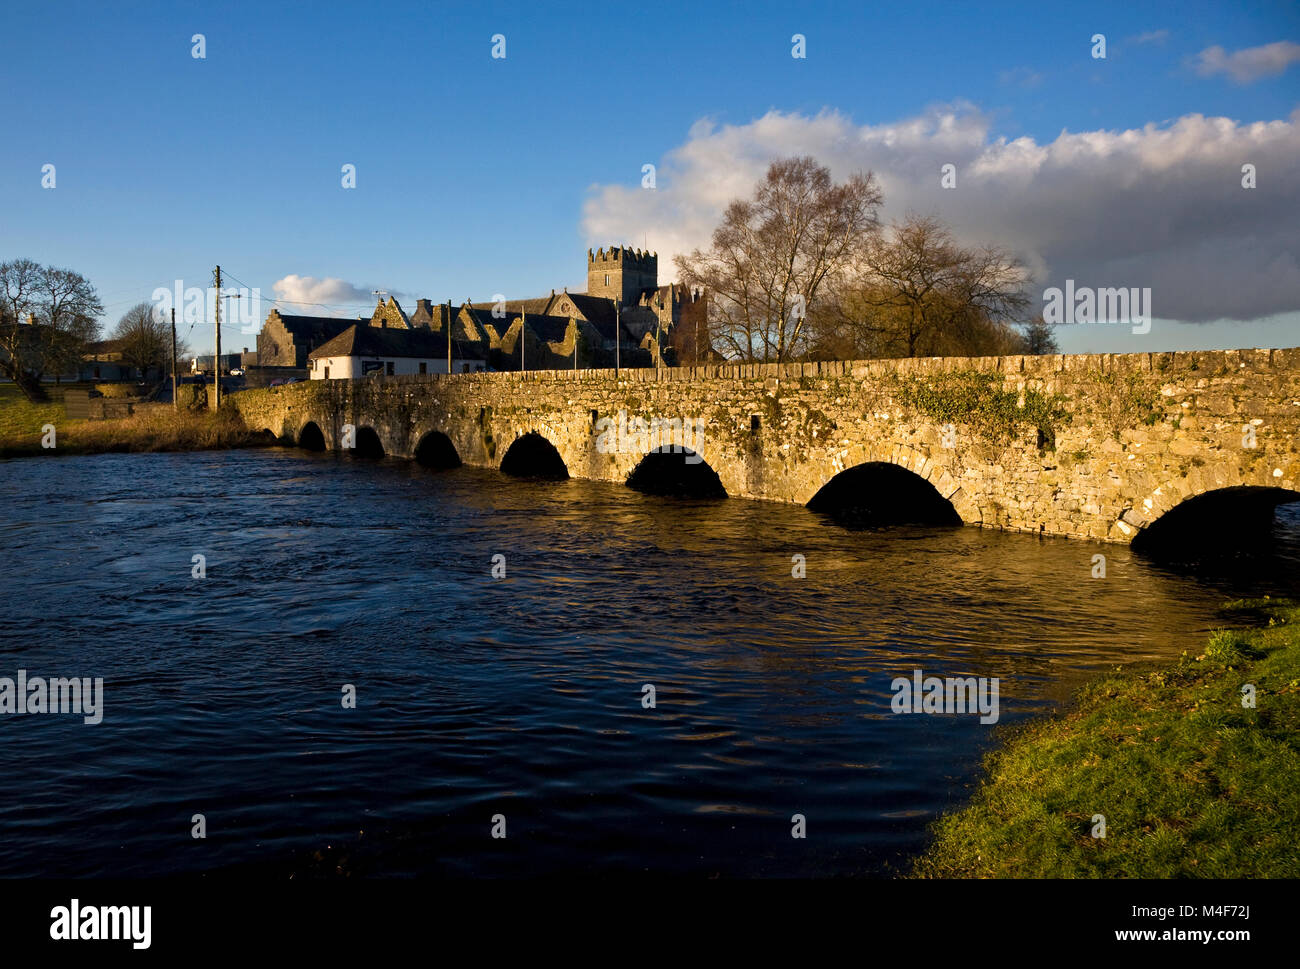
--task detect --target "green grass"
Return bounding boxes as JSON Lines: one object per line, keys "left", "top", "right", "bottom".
{"left": 0, "top": 381, "right": 83, "bottom": 440}
{"left": 0, "top": 382, "right": 269, "bottom": 456}
{"left": 912, "top": 598, "right": 1300, "bottom": 878}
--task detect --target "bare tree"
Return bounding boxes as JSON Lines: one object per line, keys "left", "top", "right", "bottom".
{"left": 675, "top": 157, "right": 883, "bottom": 362}
{"left": 825, "top": 214, "right": 1031, "bottom": 358}
{"left": 112, "top": 301, "right": 183, "bottom": 379}
{"left": 1020, "top": 315, "right": 1061, "bottom": 354}
{"left": 0, "top": 260, "right": 102, "bottom": 400}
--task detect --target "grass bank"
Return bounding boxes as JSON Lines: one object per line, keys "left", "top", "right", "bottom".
{"left": 912, "top": 598, "right": 1300, "bottom": 878}
{"left": 0, "top": 383, "right": 271, "bottom": 458}
{"left": 0, "top": 381, "right": 75, "bottom": 440}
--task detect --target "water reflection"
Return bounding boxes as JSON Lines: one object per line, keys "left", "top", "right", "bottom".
{"left": 0, "top": 449, "right": 1296, "bottom": 877}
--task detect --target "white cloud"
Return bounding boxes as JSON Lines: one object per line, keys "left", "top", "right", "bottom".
{"left": 1129, "top": 29, "right": 1170, "bottom": 46}
{"left": 1194, "top": 40, "right": 1300, "bottom": 83}
{"left": 271, "top": 275, "right": 396, "bottom": 315}
{"left": 582, "top": 106, "right": 1300, "bottom": 323}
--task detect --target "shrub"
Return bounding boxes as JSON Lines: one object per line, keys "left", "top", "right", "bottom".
{"left": 1203, "top": 629, "right": 1260, "bottom": 664}
{"left": 176, "top": 384, "right": 208, "bottom": 412}
{"left": 94, "top": 383, "right": 139, "bottom": 399}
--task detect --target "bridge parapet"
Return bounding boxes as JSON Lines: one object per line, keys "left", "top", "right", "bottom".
{"left": 229, "top": 348, "right": 1300, "bottom": 545}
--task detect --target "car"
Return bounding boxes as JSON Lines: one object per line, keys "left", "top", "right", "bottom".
{"left": 230, "top": 368, "right": 245, "bottom": 377}
{"left": 283, "top": 377, "right": 304, "bottom": 385}
{"left": 268, "top": 378, "right": 286, "bottom": 388}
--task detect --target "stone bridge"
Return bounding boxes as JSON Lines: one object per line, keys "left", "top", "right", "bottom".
{"left": 229, "top": 348, "right": 1300, "bottom": 546}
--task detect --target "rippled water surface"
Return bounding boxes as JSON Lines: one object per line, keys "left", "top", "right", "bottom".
{"left": 2, "top": 449, "right": 1298, "bottom": 877}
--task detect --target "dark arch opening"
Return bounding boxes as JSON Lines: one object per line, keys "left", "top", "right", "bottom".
{"left": 257, "top": 428, "right": 278, "bottom": 445}
{"left": 1132, "top": 486, "right": 1300, "bottom": 565}
{"left": 807, "top": 462, "right": 962, "bottom": 529}
{"left": 353, "top": 426, "right": 385, "bottom": 460}
{"left": 500, "top": 432, "right": 568, "bottom": 479}
{"left": 298, "top": 422, "right": 326, "bottom": 452}
{"left": 415, "top": 431, "right": 461, "bottom": 471}
{"left": 626, "top": 448, "right": 726, "bottom": 498}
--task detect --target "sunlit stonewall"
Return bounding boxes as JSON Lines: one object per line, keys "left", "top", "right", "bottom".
{"left": 230, "top": 347, "right": 1300, "bottom": 546}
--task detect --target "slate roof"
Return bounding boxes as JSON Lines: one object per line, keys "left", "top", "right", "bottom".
{"left": 461, "top": 306, "right": 509, "bottom": 330}
{"left": 86, "top": 338, "right": 127, "bottom": 356}
{"left": 469, "top": 297, "right": 552, "bottom": 316}
{"left": 272, "top": 313, "right": 358, "bottom": 340}
{"left": 308, "top": 324, "right": 480, "bottom": 361}
{"left": 520, "top": 314, "right": 573, "bottom": 343}
{"left": 559, "top": 292, "right": 616, "bottom": 329}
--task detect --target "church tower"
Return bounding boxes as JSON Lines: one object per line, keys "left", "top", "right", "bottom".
{"left": 587, "top": 246, "right": 658, "bottom": 305}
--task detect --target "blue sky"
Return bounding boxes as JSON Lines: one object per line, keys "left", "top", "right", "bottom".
{"left": 2, "top": 0, "right": 1297, "bottom": 355}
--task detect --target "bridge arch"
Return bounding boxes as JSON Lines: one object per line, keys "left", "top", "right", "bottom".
{"left": 1130, "top": 482, "right": 1300, "bottom": 555}
{"left": 298, "top": 421, "right": 326, "bottom": 452}
{"left": 413, "top": 429, "right": 461, "bottom": 470}
{"left": 800, "top": 443, "right": 980, "bottom": 526}
{"left": 626, "top": 446, "right": 727, "bottom": 498}
{"left": 501, "top": 430, "right": 569, "bottom": 479}
{"left": 352, "top": 426, "right": 385, "bottom": 460}
{"left": 807, "top": 459, "right": 964, "bottom": 527}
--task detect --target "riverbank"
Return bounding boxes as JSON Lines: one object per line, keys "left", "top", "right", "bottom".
{"left": 0, "top": 384, "right": 270, "bottom": 458}
{"left": 912, "top": 597, "right": 1300, "bottom": 878}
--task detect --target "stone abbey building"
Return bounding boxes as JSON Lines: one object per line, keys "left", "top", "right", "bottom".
{"left": 257, "top": 246, "right": 710, "bottom": 372}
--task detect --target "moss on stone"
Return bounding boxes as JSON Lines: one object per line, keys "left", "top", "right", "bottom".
{"left": 891, "top": 370, "right": 1072, "bottom": 446}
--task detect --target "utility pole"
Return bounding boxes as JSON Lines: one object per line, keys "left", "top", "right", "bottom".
{"left": 614, "top": 299, "right": 620, "bottom": 377}
{"left": 520, "top": 309, "right": 526, "bottom": 372}
{"left": 573, "top": 321, "right": 578, "bottom": 371}
{"left": 213, "top": 265, "right": 222, "bottom": 410}
{"left": 170, "top": 307, "right": 178, "bottom": 410}
{"left": 447, "top": 309, "right": 452, "bottom": 375}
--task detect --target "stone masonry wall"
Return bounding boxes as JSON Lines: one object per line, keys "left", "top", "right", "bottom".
{"left": 229, "top": 348, "right": 1300, "bottom": 544}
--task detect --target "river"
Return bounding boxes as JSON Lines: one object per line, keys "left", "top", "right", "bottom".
{"left": 2, "top": 448, "right": 1298, "bottom": 877}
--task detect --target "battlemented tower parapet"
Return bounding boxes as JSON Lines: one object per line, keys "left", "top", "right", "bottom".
{"left": 587, "top": 245, "right": 658, "bottom": 305}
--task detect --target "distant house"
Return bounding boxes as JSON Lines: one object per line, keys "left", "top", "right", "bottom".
{"left": 308, "top": 324, "right": 485, "bottom": 380}
{"left": 79, "top": 339, "right": 132, "bottom": 381}
{"left": 0, "top": 315, "right": 115, "bottom": 382}
{"left": 191, "top": 352, "right": 244, "bottom": 374}
{"left": 257, "top": 309, "right": 357, "bottom": 367}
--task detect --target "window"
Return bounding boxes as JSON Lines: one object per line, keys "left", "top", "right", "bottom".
{"left": 386, "top": 361, "right": 394, "bottom": 376}
{"left": 419, "top": 362, "right": 427, "bottom": 375}
{"left": 604, "top": 274, "right": 609, "bottom": 285}
{"left": 324, "top": 366, "right": 330, "bottom": 379}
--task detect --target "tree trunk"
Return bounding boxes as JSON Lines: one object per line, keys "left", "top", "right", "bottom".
{"left": 14, "top": 371, "right": 49, "bottom": 403}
